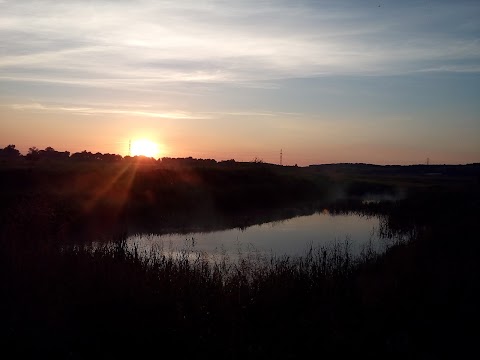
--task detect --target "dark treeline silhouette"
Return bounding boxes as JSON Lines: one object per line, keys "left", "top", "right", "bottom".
{"left": 310, "top": 162, "right": 480, "bottom": 177}
{"left": 70, "top": 150, "right": 121, "bottom": 162}
{"left": 0, "top": 144, "right": 21, "bottom": 159}
{"left": 2, "top": 144, "right": 223, "bottom": 167}
{"left": 0, "top": 143, "right": 479, "bottom": 358}
{"left": 25, "top": 146, "right": 70, "bottom": 161}
{"left": 4, "top": 144, "right": 480, "bottom": 175}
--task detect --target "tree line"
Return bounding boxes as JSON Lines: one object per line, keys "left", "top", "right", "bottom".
{"left": 0, "top": 144, "right": 223, "bottom": 166}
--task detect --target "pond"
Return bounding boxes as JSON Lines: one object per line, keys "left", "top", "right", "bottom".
{"left": 127, "top": 210, "right": 397, "bottom": 259}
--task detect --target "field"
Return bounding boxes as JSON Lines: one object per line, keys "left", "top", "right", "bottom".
{"left": 1, "top": 153, "right": 479, "bottom": 358}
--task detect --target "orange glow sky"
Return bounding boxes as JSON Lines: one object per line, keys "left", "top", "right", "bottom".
{"left": 1, "top": 1, "right": 479, "bottom": 165}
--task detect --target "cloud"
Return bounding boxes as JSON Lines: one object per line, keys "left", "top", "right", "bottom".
{"left": 201, "top": 110, "right": 302, "bottom": 117}
{"left": 8, "top": 102, "right": 204, "bottom": 119}
{"left": 6, "top": 101, "right": 303, "bottom": 120}
{"left": 0, "top": 0, "right": 479, "bottom": 92}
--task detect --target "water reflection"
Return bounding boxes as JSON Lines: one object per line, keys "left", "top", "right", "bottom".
{"left": 127, "top": 212, "right": 395, "bottom": 258}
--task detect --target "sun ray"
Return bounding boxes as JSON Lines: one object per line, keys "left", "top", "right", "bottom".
{"left": 83, "top": 162, "right": 137, "bottom": 214}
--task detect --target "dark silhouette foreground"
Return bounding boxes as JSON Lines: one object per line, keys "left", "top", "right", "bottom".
{"left": 0, "top": 145, "right": 478, "bottom": 358}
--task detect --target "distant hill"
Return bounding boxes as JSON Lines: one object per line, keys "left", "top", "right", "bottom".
{"left": 308, "top": 163, "right": 480, "bottom": 177}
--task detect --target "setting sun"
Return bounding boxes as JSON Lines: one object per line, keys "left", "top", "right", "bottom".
{"left": 130, "top": 139, "right": 160, "bottom": 158}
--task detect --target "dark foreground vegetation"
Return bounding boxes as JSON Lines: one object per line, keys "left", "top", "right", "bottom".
{"left": 1, "top": 145, "right": 479, "bottom": 358}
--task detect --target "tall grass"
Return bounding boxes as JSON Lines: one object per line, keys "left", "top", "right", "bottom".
{"left": 2, "top": 198, "right": 462, "bottom": 358}
{"left": 1, "top": 227, "right": 387, "bottom": 358}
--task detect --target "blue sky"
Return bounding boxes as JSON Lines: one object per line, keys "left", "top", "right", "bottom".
{"left": 1, "top": 0, "right": 479, "bottom": 164}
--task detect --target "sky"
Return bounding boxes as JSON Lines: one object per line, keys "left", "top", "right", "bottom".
{"left": 1, "top": 0, "right": 479, "bottom": 165}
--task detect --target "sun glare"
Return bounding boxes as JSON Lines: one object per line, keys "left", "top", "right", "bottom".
{"left": 130, "top": 139, "right": 160, "bottom": 158}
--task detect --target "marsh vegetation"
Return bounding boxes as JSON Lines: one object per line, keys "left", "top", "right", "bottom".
{"left": 0, "top": 146, "right": 479, "bottom": 358}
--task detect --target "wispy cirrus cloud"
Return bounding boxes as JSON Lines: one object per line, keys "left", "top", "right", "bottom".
{"left": 7, "top": 102, "right": 204, "bottom": 119}
{"left": 7, "top": 101, "right": 302, "bottom": 120}
{"left": 1, "top": 0, "right": 479, "bottom": 93}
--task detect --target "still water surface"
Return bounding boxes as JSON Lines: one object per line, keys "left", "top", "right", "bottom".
{"left": 127, "top": 211, "right": 392, "bottom": 258}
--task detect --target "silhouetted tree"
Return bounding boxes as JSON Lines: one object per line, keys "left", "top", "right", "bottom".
{"left": 39, "top": 147, "right": 70, "bottom": 160}
{"left": 160, "top": 157, "right": 217, "bottom": 168}
{"left": 71, "top": 151, "right": 95, "bottom": 162}
{"left": 26, "top": 146, "right": 40, "bottom": 161}
{"left": 0, "top": 144, "right": 21, "bottom": 159}
{"left": 101, "top": 153, "right": 122, "bottom": 162}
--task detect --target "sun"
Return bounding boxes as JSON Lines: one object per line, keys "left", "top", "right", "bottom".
{"left": 130, "top": 139, "right": 160, "bottom": 158}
